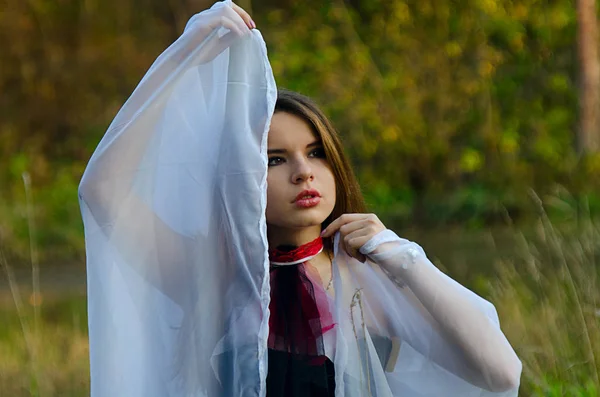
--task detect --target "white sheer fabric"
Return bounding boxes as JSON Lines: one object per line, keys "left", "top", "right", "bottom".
{"left": 329, "top": 231, "right": 521, "bottom": 396}
{"left": 78, "top": 1, "right": 521, "bottom": 396}
{"left": 79, "top": 2, "right": 274, "bottom": 395}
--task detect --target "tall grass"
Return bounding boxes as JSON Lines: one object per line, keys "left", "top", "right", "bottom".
{"left": 488, "top": 189, "right": 600, "bottom": 396}
{"left": 0, "top": 172, "right": 89, "bottom": 396}
{"left": 0, "top": 172, "right": 44, "bottom": 395}
{"left": 0, "top": 296, "right": 89, "bottom": 396}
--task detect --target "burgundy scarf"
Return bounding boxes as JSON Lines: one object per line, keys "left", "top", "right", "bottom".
{"left": 268, "top": 236, "right": 335, "bottom": 364}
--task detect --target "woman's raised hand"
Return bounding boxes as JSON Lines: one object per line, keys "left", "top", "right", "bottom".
{"left": 187, "top": 1, "right": 256, "bottom": 38}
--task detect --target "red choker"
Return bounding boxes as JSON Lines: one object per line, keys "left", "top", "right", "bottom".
{"left": 269, "top": 236, "right": 324, "bottom": 266}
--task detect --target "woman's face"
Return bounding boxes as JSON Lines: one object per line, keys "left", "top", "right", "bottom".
{"left": 266, "top": 111, "right": 336, "bottom": 231}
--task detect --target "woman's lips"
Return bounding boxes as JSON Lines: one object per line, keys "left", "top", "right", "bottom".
{"left": 294, "top": 189, "right": 321, "bottom": 202}
{"left": 295, "top": 196, "right": 321, "bottom": 208}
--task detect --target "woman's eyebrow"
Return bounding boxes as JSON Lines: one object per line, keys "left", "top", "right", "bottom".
{"left": 267, "top": 140, "right": 322, "bottom": 155}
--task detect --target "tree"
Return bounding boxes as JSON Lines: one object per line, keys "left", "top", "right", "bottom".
{"left": 576, "top": 0, "right": 600, "bottom": 153}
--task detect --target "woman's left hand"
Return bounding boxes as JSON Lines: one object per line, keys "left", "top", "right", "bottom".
{"left": 320, "top": 213, "right": 386, "bottom": 262}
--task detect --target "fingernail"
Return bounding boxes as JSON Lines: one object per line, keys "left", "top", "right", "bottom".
{"left": 320, "top": 230, "right": 326, "bottom": 236}
{"left": 250, "top": 19, "right": 256, "bottom": 29}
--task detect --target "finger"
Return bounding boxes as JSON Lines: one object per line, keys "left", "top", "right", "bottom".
{"left": 344, "top": 229, "right": 372, "bottom": 251}
{"left": 219, "top": 16, "right": 245, "bottom": 36}
{"left": 321, "top": 214, "right": 367, "bottom": 238}
{"left": 231, "top": 2, "right": 256, "bottom": 29}
{"left": 346, "top": 245, "right": 367, "bottom": 263}
{"left": 343, "top": 228, "right": 372, "bottom": 263}
{"left": 223, "top": 5, "right": 251, "bottom": 35}
{"left": 344, "top": 230, "right": 369, "bottom": 263}
{"left": 339, "top": 219, "right": 372, "bottom": 237}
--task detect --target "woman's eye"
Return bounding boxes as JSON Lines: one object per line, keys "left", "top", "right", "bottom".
{"left": 309, "top": 148, "right": 326, "bottom": 158}
{"left": 268, "top": 157, "right": 284, "bottom": 166}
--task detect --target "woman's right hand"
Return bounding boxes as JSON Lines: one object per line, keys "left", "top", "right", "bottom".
{"left": 187, "top": 1, "right": 256, "bottom": 37}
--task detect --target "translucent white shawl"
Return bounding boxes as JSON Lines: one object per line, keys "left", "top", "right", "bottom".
{"left": 78, "top": 1, "right": 521, "bottom": 396}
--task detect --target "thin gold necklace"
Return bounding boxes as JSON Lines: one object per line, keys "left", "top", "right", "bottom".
{"left": 325, "top": 251, "right": 334, "bottom": 291}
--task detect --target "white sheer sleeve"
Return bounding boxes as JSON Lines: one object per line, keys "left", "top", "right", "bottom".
{"left": 78, "top": 2, "right": 277, "bottom": 396}
{"left": 78, "top": 1, "right": 252, "bottom": 303}
{"left": 329, "top": 230, "right": 522, "bottom": 397}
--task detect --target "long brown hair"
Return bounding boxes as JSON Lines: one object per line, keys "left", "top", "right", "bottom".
{"left": 274, "top": 89, "right": 367, "bottom": 249}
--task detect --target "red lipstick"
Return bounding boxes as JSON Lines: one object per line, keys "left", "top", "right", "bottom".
{"left": 294, "top": 189, "right": 321, "bottom": 208}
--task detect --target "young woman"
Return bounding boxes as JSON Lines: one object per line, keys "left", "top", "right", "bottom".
{"left": 79, "top": 1, "right": 521, "bottom": 396}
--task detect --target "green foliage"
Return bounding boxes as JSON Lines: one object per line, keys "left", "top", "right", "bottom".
{"left": 0, "top": 0, "right": 599, "bottom": 261}
{"left": 261, "top": 0, "right": 582, "bottom": 197}
{"left": 0, "top": 154, "right": 84, "bottom": 264}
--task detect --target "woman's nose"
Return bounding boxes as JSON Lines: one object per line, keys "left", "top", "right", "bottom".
{"left": 291, "top": 160, "right": 314, "bottom": 183}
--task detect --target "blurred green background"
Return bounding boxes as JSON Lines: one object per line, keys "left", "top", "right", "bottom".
{"left": 1, "top": 0, "right": 600, "bottom": 395}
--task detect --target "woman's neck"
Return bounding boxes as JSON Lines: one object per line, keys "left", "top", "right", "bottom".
{"left": 267, "top": 224, "right": 322, "bottom": 249}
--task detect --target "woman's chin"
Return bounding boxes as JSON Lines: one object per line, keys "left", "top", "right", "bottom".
{"left": 268, "top": 213, "right": 328, "bottom": 230}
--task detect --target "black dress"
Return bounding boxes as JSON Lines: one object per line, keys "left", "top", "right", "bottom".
{"left": 266, "top": 348, "right": 335, "bottom": 397}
